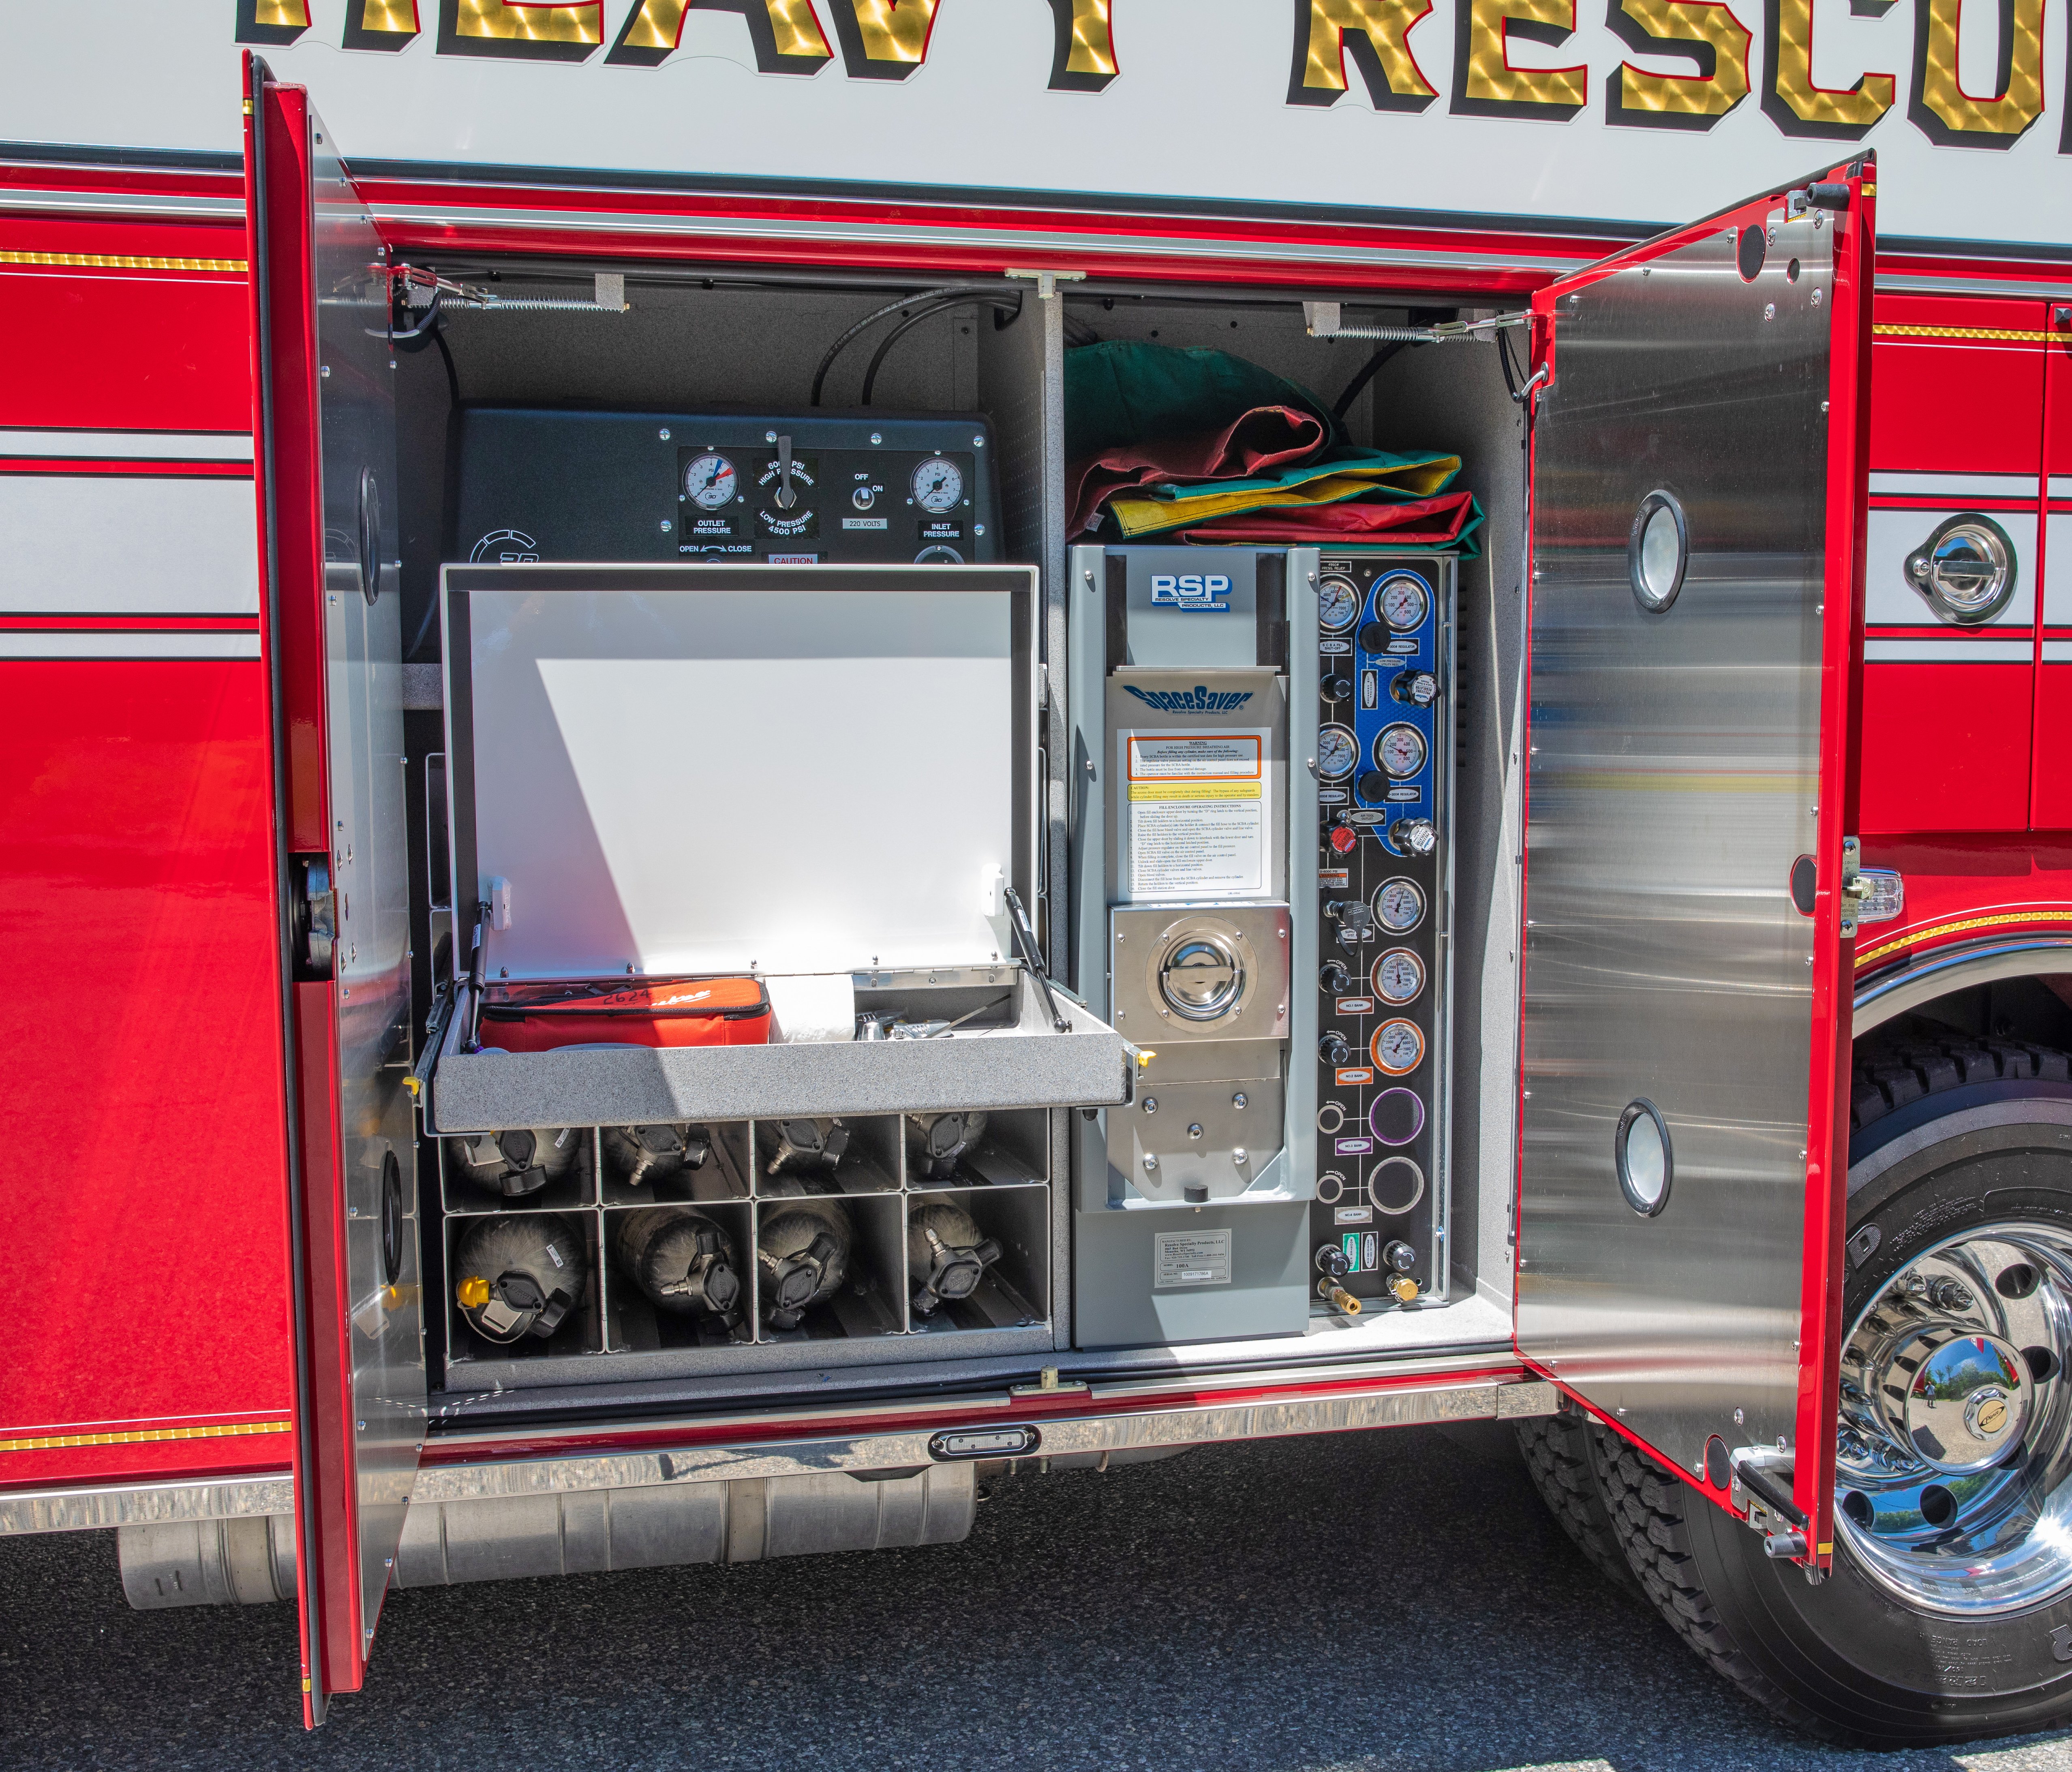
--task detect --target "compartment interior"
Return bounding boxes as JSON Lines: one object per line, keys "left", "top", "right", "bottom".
{"left": 386, "top": 257, "right": 1528, "bottom": 1415}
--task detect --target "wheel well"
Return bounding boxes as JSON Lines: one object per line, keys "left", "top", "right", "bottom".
{"left": 1856, "top": 971, "right": 2072, "bottom": 1057}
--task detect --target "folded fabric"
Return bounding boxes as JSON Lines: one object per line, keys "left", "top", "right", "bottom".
{"left": 1068, "top": 404, "right": 1326, "bottom": 537}
{"left": 1105, "top": 445, "right": 1464, "bottom": 538}
{"left": 1169, "top": 489, "right": 1485, "bottom": 555}
{"left": 1065, "top": 339, "right": 1344, "bottom": 535}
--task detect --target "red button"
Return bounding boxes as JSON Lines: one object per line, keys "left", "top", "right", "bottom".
{"left": 1329, "top": 826, "right": 1358, "bottom": 856}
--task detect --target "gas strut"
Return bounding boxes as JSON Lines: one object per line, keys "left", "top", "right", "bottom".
{"left": 1003, "top": 886, "right": 1071, "bottom": 1034}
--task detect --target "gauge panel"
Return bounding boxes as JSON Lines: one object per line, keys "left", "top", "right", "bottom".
{"left": 1311, "top": 554, "right": 1448, "bottom": 1312}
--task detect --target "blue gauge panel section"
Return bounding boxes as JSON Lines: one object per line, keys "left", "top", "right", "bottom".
{"left": 1353, "top": 566, "right": 1437, "bottom": 848}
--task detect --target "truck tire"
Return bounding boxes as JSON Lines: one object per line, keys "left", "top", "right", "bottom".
{"left": 1589, "top": 1028, "right": 2072, "bottom": 1745}
{"left": 1515, "top": 1411, "right": 1641, "bottom": 1597}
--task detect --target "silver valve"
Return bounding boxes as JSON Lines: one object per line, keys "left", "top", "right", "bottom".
{"left": 1390, "top": 669, "right": 1439, "bottom": 707}
{"left": 773, "top": 433, "right": 798, "bottom": 509}
{"left": 1389, "top": 818, "right": 1437, "bottom": 858}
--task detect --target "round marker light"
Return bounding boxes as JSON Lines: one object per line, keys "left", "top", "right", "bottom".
{"left": 1629, "top": 490, "right": 1688, "bottom": 612}
{"left": 1615, "top": 1098, "right": 1673, "bottom": 1217}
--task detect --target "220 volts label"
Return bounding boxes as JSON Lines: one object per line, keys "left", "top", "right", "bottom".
{"left": 1154, "top": 1229, "right": 1232, "bottom": 1288}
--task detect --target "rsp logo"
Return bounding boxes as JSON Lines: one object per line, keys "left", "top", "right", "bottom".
{"left": 1149, "top": 572, "right": 1232, "bottom": 612}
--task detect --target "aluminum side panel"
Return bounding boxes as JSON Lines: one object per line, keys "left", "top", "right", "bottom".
{"left": 1516, "top": 189, "right": 1854, "bottom": 1495}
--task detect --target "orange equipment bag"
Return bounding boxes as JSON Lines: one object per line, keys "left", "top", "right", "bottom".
{"left": 476, "top": 976, "right": 772, "bottom": 1053}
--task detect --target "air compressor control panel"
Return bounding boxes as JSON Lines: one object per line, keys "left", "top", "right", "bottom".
{"left": 453, "top": 409, "right": 1002, "bottom": 567}
{"left": 1310, "top": 555, "right": 1451, "bottom": 1313}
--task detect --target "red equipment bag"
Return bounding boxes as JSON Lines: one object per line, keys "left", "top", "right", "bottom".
{"left": 476, "top": 976, "right": 773, "bottom": 1052}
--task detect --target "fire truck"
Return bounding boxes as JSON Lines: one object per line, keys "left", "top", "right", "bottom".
{"left": 2, "top": 0, "right": 2069, "bottom": 1746}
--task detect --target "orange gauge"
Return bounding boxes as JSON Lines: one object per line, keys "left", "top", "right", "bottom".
{"left": 1371, "top": 1018, "right": 1425, "bottom": 1076}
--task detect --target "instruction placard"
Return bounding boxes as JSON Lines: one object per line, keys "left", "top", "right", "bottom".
{"left": 1123, "top": 731, "right": 1271, "bottom": 901}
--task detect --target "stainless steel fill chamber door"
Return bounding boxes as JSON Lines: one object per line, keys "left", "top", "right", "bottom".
{"left": 1514, "top": 162, "right": 1873, "bottom": 1557}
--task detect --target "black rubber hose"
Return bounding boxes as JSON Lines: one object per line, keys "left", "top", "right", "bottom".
{"left": 858, "top": 292, "right": 1021, "bottom": 407}
{"left": 1333, "top": 339, "right": 1412, "bottom": 420}
{"left": 809, "top": 283, "right": 1015, "bottom": 407}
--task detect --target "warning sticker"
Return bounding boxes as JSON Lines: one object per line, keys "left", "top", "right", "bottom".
{"left": 1122, "top": 730, "right": 1271, "bottom": 901}
{"left": 1154, "top": 1229, "right": 1232, "bottom": 1288}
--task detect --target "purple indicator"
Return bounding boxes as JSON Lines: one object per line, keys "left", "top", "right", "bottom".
{"left": 1334, "top": 1136, "right": 1374, "bottom": 1156}
{"left": 1369, "top": 1088, "right": 1426, "bottom": 1147}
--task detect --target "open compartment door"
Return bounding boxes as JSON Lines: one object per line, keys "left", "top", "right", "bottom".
{"left": 246, "top": 54, "right": 424, "bottom": 1716}
{"left": 1514, "top": 160, "right": 1873, "bottom": 1566}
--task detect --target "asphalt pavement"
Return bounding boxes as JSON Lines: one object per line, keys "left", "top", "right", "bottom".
{"left": 6, "top": 1421, "right": 2072, "bottom": 1771}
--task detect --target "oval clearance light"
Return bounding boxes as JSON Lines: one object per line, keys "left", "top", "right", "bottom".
{"left": 929, "top": 1425, "right": 1040, "bottom": 1460}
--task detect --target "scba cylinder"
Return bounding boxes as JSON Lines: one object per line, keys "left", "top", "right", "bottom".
{"left": 454, "top": 1213, "right": 588, "bottom": 1343}
{"left": 755, "top": 1196, "right": 853, "bottom": 1330}
{"left": 602, "top": 1123, "right": 711, "bottom": 1190}
{"left": 905, "top": 1202, "right": 1002, "bottom": 1317}
{"left": 904, "top": 1111, "right": 988, "bottom": 1181}
{"left": 448, "top": 1126, "right": 585, "bottom": 1199}
{"left": 611, "top": 1207, "right": 741, "bottom": 1321}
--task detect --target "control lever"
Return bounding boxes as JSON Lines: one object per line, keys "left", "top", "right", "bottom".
{"left": 1326, "top": 898, "right": 1374, "bottom": 948}
{"left": 774, "top": 434, "right": 798, "bottom": 509}
{"left": 1003, "top": 886, "right": 1071, "bottom": 1033}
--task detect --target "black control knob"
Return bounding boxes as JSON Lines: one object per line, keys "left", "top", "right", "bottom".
{"left": 1356, "top": 770, "right": 1389, "bottom": 804}
{"left": 1321, "top": 674, "right": 1354, "bottom": 703}
{"left": 1389, "top": 818, "right": 1438, "bottom": 858}
{"left": 1319, "top": 1029, "right": 1353, "bottom": 1066}
{"left": 1383, "top": 1239, "right": 1417, "bottom": 1274}
{"left": 1319, "top": 959, "right": 1351, "bottom": 995}
{"left": 1391, "top": 670, "right": 1439, "bottom": 707}
{"left": 1357, "top": 621, "right": 1389, "bottom": 654}
{"left": 1316, "top": 1243, "right": 1353, "bottom": 1279}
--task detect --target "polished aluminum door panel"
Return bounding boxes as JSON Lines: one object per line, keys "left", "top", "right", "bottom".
{"left": 1516, "top": 210, "right": 1836, "bottom": 1478}
{"left": 313, "top": 110, "right": 424, "bottom": 1650}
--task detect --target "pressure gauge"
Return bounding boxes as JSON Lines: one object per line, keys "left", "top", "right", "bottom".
{"left": 1374, "top": 877, "right": 1426, "bottom": 934}
{"left": 1317, "top": 723, "right": 1358, "bottom": 781}
{"left": 684, "top": 454, "right": 737, "bottom": 509}
{"left": 1372, "top": 948, "right": 1426, "bottom": 1005}
{"left": 911, "top": 458, "right": 965, "bottom": 513}
{"left": 1318, "top": 574, "right": 1361, "bottom": 632}
{"left": 1372, "top": 1017, "right": 1426, "bottom": 1076}
{"left": 1375, "top": 723, "right": 1428, "bottom": 778}
{"left": 1377, "top": 574, "right": 1429, "bottom": 631}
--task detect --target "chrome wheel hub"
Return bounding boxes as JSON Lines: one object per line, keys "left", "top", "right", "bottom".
{"left": 1836, "top": 1220, "right": 2072, "bottom": 1615}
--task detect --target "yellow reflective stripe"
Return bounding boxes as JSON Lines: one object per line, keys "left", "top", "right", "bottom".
{"left": 0, "top": 250, "right": 247, "bottom": 274}
{"left": 1857, "top": 908, "right": 2072, "bottom": 970}
{"left": 0, "top": 1419, "right": 291, "bottom": 1454}
{"left": 1873, "top": 323, "right": 2055, "bottom": 342}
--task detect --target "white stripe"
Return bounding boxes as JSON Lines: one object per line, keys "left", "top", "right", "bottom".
{"left": 2043, "top": 640, "right": 2072, "bottom": 662}
{"left": 2052, "top": 477, "right": 2072, "bottom": 500}
{"left": 0, "top": 631, "right": 258, "bottom": 660}
{"left": 0, "top": 429, "right": 251, "bottom": 462}
{"left": 0, "top": 475, "right": 257, "bottom": 616}
{"left": 0, "top": 186, "right": 243, "bottom": 222}
{"left": 1869, "top": 471, "right": 2036, "bottom": 499}
{"left": 1864, "top": 507, "right": 2037, "bottom": 628}
{"left": 1864, "top": 638, "right": 2033, "bottom": 662}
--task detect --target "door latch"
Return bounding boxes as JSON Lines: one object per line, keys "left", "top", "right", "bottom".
{"left": 1839, "top": 837, "right": 1904, "bottom": 937}
{"left": 294, "top": 854, "right": 336, "bottom": 980}
{"left": 1730, "top": 1446, "right": 1809, "bottom": 1561}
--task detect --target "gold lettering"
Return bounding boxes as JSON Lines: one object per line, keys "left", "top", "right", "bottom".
{"left": 437, "top": 0, "right": 601, "bottom": 56}
{"left": 236, "top": 0, "right": 311, "bottom": 43}
{"left": 1762, "top": 0, "right": 1893, "bottom": 137}
{"left": 1452, "top": 0, "right": 1587, "bottom": 116}
{"left": 1290, "top": 0, "right": 1439, "bottom": 111}
{"left": 830, "top": 0, "right": 941, "bottom": 79}
{"left": 1047, "top": 0, "right": 1119, "bottom": 90}
{"left": 1608, "top": 0, "right": 1750, "bottom": 126}
{"left": 1910, "top": 0, "right": 2043, "bottom": 143}
{"left": 610, "top": 0, "right": 833, "bottom": 68}
{"left": 343, "top": 1, "right": 422, "bottom": 48}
